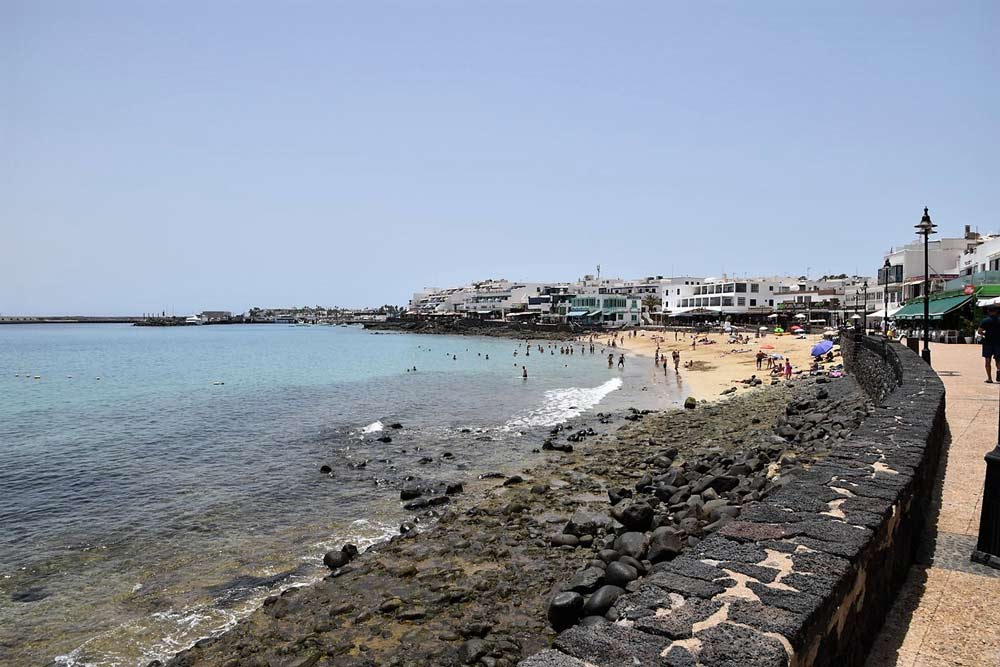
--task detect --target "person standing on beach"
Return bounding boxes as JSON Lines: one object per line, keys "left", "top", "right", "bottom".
{"left": 522, "top": 366, "right": 528, "bottom": 379}
{"left": 756, "top": 350, "right": 765, "bottom": 370}
{"left": 979, "top": 304, "right": 1000, "bottom": 382}
{"left": 672, "top": 350, "right": 680, "bottom": 373}
{"left": 784, "top": 358, "right": 793, "bottom": 380}
{"left": 618, "top": 354, "right": 625, "bottom": 369}
{"left": 608, "top": 353, "right": 614, "bottom": 368}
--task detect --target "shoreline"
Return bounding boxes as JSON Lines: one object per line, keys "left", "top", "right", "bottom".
{"left": 583, "top": 328, "right": 836, "bottom": 402}
{"left": 160, "top": 370, "right": 868, "bottom": 667}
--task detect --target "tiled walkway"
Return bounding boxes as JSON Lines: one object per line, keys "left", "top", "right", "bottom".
{"left": 867, "top": 343, "right": 1000, "bottom": 667}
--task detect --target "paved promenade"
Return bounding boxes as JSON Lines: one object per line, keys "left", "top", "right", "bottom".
{"left": 867, "top": 342, "right": 1000, "bottom": 666}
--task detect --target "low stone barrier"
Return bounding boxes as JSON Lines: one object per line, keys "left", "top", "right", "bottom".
{"left": 521, "top": 337, "right": 945, "bottom": 667}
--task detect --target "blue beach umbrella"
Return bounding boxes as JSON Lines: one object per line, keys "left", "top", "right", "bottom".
{"left": 811, "top": 340, "right": 834, "bottom": 357}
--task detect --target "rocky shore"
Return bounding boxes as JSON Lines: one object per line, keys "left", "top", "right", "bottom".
{"left": 363, "top": 319, "right": 580, "bottom": 340}
{"left": 161, "top": 375, "right": 869, "bottom": 667}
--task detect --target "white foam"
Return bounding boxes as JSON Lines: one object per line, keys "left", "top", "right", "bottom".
{"left": 360, "top": 420, "right": 384, "bottom": 434}
{"left": 504, "top": 378, "right": 623, "bottom": 429}
{"left": 53, "top": 518, "right": 404, "bottom": 667}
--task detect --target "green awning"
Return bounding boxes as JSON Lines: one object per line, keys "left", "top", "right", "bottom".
{"left": 893, "top": 295, "right": 972, "bottom": 320}
{"left": 976, "top": 285, "right": 1000, "bottom": 298}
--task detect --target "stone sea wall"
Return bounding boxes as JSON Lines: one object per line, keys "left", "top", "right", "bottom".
{"left": 523, "top": 337, "right": 945, "bottom": 667}
{"left": 841, "top": 332, "right": 904, "bottom": 405}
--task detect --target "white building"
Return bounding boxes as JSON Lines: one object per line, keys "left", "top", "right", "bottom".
{"left": 957, "top": 231, "right": 1000, "bottom": 278}
{"left": 670, "top": 276, "right": 802, "bottom": 317}
{"left": 877, "top": 228, "right": 979, "bottom": 309}
{"left": 408, "top": 287, "right": 473, "bottom": 315}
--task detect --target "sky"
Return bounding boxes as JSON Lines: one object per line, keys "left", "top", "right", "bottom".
{"left": 2, "top": 1, "right": 998, "bottom": 315}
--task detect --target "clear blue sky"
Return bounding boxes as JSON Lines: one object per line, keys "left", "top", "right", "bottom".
{"left": 3, "top": 1, "right": 997, "bottom": 315}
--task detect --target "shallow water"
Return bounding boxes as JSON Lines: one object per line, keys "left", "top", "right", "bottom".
{"left": 0, "top": 324, "right": 683, "bottom": 667}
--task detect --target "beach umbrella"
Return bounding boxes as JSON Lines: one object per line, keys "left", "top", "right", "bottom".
{"left": 773, "top": 327, "right": 784, "bottom": 333}
{"left": 811, "top": 340, "right": 834, "bottom": 356}
{"left": 758, "top": 326, "right": 768, "bottom": 331}
{"left": 770, "top": 353, "right": 784, "bottom": 359}
{"left": 760, "top": 344, "right": 775, "bottom": 350}
{"left": 795, "top": 313, "right": 807, "bottom": 320}
{"left": 790, "top": 325, "right": 803, "bottom": 332}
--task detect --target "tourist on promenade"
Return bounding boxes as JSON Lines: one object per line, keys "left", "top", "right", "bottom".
{"left": 979, "top": 304, "right": 1000, "bottom": 383}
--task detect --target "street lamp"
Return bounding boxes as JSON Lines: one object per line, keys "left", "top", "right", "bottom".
{"left": 882, "top": 258, "right": 891, "bottom": 336}
{"left": 853, "top": 292, "right": 860, "bottom": 331}
{"left": 915, "top": 207, "right": 937, "bottom": 365}
{"left": 862, "top": 280, "right": 869, "bottom": 333}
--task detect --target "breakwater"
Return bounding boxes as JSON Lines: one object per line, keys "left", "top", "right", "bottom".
{"left": 364, "top": 318, "right": 589, "bottom": 340}
{"left": 525, "top": 334, "right": 945, "bottom": 667}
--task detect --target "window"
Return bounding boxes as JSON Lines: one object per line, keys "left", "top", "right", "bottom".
{"left": 768, "top": 286, "right": 773, "bottom": 291}
{"left": 735, "top": 283, "right": 747, "bottom": 293}
{"left": 769, "top": 299, "right": 774, "bottom": 306}
{"left": 722, "top": 297, "right": 733, "bottom": 307}
{"left": 723, "top": 283, "right": 735, "bottom": 293}
{"left": 749, "top": 299, "right": 757, "bottom": 306}
{"left": 737, "top": 297, "right": 745, "bottom": 306}
{"left": 750, "top": 284, "right": 760, "bottom": 293}
{"left": 710, "top": 297, "right": 721, "bottom": 306}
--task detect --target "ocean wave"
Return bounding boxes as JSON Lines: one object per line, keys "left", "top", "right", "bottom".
{"left": 360, "top": 420, "right": 384, "bottom": 434}
{"left": 504, "top": 378, "right": 623, "bottom": 429}
{"left": 306, "top": 518, "right": 400, "bottom": 562}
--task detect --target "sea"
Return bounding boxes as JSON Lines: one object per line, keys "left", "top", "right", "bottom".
{"left": 0, "top": 323, "right": 684, "bottom": 667}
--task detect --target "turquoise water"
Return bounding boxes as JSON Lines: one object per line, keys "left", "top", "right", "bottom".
{"left": 0, "top": 324, "right": 681, "bottom": 667}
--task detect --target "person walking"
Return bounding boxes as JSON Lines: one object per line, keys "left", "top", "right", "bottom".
{"left": 979, "top": 304, "right": 1000, "bottom": 383}
{"left": 672, "top": 350, "right": 680, "bottom": 373}
{"left": 618, "top": 354, "right": 625, "bottom": 369}
{"left": 756, "top": 350, "right": 765, "bottom": 370}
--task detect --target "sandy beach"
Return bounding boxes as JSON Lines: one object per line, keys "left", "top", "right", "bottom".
{"left": 582, "top": 327, "right": 839, "bottom": 402}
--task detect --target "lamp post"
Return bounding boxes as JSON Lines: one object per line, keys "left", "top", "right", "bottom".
{"left": 915, "top": 207, "right": 937, "bottom": 365}
{"left": 882, "top": 258, "right": 891, "bottom": 336}
{"left": 862, "top": 280, "right": 869, "bottom": 334}
{"left": 972, "top": 390, "right": 1000, "bottom": 570}
{"left": 853, "top": 292, "right": 860, "bottom": 332}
